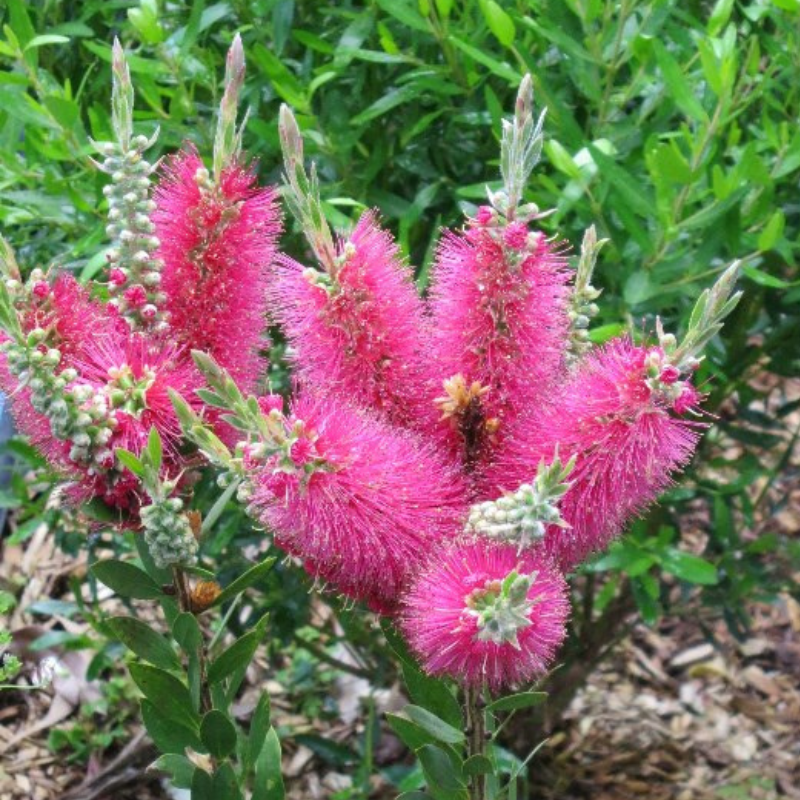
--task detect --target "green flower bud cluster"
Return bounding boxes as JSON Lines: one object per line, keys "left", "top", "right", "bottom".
{"left": 466, "top": 570, "right": 536, "bottom": 648}
{"left": 95, "top": 131, "right": 165, "bottom": 331}
{"left": 141, "top": 496, "right": 199, "bottom": 569}
{"left": 466, "top": 452, "right": 575, "bottom": 552}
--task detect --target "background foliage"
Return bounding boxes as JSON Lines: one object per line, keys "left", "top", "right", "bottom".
{"left": 1, "top": 0, "right": 798, "bottom": 792}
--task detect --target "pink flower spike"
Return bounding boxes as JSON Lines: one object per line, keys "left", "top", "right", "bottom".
{"left": 153, "top": 146, "right": 281, "bottom": 393}
{"left": 400, "top": 538, "right": 569, "bottom": 691}
{"left": 486, "top": 337, "right": 704, "bottom": 570}
{"left": 268, "top": 210, "right": 433, "bottom": 430}
{"left": 425, "top": 220, "right": 571, "bottom": 468}
{"left": 249, "top": 395, "right": 468, "bottom": 613}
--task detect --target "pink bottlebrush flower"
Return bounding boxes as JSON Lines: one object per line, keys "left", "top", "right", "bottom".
{"left": 486, "top": 338, "right": 703, "bottom": 570}
{"left": 249, "top": 394, "right": 467, "bottom": 613}
{"left": 426, "top": 220, "right": 571, "bottom": 469}
{"left": 474, "top": 206, "right": 495, "bottom": 226}
{"left": 400, "top": 538, "right": 569, "bottom": 691}
{"left": 74, "top": 332, "right": 200, "bottom": 458}
{"left": 503, "top": 221, "right": 529, "bottom": 251}
{"left": 267, "top": 211, "right": 433, "bottom": 430}
{"left": 153, "top": 146, "right": 281, "bottom": 392}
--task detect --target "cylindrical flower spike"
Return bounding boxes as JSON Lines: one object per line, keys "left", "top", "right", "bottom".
{"left": 248, "top": 395, "right": 468, "bottom": 613}
{"left": 400, "top": 538, "right": 569, "bottom": 691}
{"left": 486, "top": 337, "right": 706, "bottom": 570}
{"left": 427, "top": 217, "right": 571, "bottom": 469}
{"left": 424, "top": 77, "right": 571, "bottom": 473}
{"left": 274, "top": 105, "right": 432, "bottom": 429}
{"left": 269, "top": 211, "right": 433, "bottom": 428}
{"left": 153, "top": 147, "right": 280, "bottom": 393}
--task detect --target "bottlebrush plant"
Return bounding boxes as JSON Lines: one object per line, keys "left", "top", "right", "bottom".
{"left": 0, "top": 35, "right": 741, "bottom": 800}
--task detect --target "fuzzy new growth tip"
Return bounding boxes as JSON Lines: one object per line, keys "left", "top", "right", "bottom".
{"left": 278, "top": 104, "right": 338, "bottom": 274}
{"left": 498, "top": 74, "right": 547, "bottom": 217}
{"left": 665, "top": 261, "right": 742, "bottom": 372}
{"left": 568, "top": 225, "right": 607, "bottom": 363}
{"left": 111, "top": 38, "right": 134, "bottom": 151}
{"left": 213, "top": 33, "right": 248, "bottom": 181}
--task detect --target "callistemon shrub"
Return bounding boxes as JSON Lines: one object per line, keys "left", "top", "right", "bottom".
{"left": 0, "top": 37, "right": 740, "bottom": 697}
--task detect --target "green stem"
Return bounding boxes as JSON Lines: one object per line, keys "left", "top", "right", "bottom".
{"left": 465, "top": 683, "right": 486, "bottom": 800}
{"left": 173, "top": 566, "right": 212, "bottom": 714}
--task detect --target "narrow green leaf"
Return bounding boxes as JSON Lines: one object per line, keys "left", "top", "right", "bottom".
{"left": 130, "top": 664, "right": 199, "bottom": 729}
{"left": 253, "top": 727, "right": 285, "bottom": 800}
{"left": 107, "top": 616, "right": 180, "bottom": 671}
{"left": 480, "top": 0, "right": 515, "bottom": 47}
{"left": 417, "top": 744, "right": 466, "bottom": 793}
{"left": 486, "top": 691, "right": 548, "bottom": 713}
{"left": 91, "top": 560, "right": 163, "bottom": 600}
{"left": 141, "top": 700, "right": 203, "bottom": 754}
{"left": 661, "top": 550, "right": 718, "bottom": 585}
{"left": 115, "top": 448, "right": 144, "bottom": 476}
{"left": 653, "top": 41, "right": 708, "bottom": 123}
{"left": 172, "top": 612, "right": 202, "bottom": 654}
{"left": 404, "top": 706, "right": 464, "bottom": 744}
{"left": 23, "top": 34, "right": 70, "bottom": 50}
{"left": 448, "top": 35, "right": 519, "bottom": 82}
{"left": 213, "top": 557, "right": 276, "bottom": 607}
{"left": 208, "top": 629, "right": 263, "bottom": 686}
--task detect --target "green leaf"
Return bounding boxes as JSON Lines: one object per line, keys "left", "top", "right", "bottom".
{"left": 463, "top": 754, "right": 493, "bottom": 776}
{"left": 172, "top": 612, "right": 202, "bottom": 653}
{"left": 386, "top": 713, "right": 438, "bottom": 750}
{"left": 588, "top": 144, "right": 656, "bottom": 219}
{"left": 130, "top": 664, "right": 199, "bottom": 730}
{"left": 404, "top": 706, "right": 464, "bottom": 744}
{"left": 486, "top": 691, "right": 548, "bottom": 713}
{"left": 375, "top": 0, "right": 431, "bottom": 33}
{"left": 417, "top": 744, "right": 467, "bottom": 795}
{"left": 480, "top": 0, "right": 515, "bottom": 47}
{"left": 147, "top": 754, "right": 195, "bottom": 788}
{"left": 742, "top": 265, "right": 794, "bottom": 289}
{"left": 448, "top": 35, "right": 520, "bottom": 82}
{"left": 147, "top": 427, "right": 163, "bottom": 471}
{"left": 91, "top": 560, "right": 163, "bottom": 600}
{"left": 246, "top": 691, "right": 272, "bottom": 772}
{"left": 351, "top": 85, "right": 420, "bottom": 126}
{"left": 652, "top": 41, "right": 708, "bottom": 123}
{"left": 253, "top": 727, "right": 285, "bottom": 800}
{"left": 23, "top": 34, "right": 70, "bottom": 51}
{"left": 115, "top": 448, "right": 144, "bottom": 476}
{"left": 107, "top": 616, "right": 180, "bottom": 671}
{"left": 213, "top": 557, "right": 276, "bottom": 607}
{"left": 191, "top": 767, "right": 214, "bottom": 800}
{"left": 200, "top": 710, "right": 238, "bottom": 759}
{"left": 208, "top": 628, "right": 263, "bottom": 686}
{"left": 757, "top": 210, "right": 785, "bottom": 252}
{"left": 141, "top": 700, "right": 203, "bottom": 754}
{"left": 661, "top": 549, "right": 718, "bottom": 585}
{"left": 212, "top": 762, "right": 242, "bottom": 800}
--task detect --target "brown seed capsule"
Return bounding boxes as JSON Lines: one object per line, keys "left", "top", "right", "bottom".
{"left": 190, "top": 580, "right": 222, "bottom": 613}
